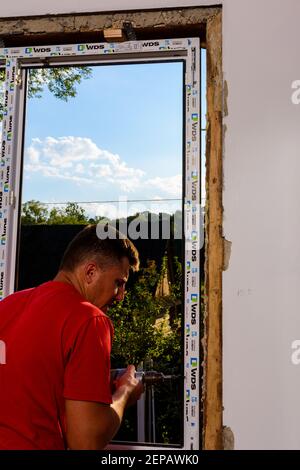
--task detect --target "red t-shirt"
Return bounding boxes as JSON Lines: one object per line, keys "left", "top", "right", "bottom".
{"left": 0, "top": 281, "right": 114, "bottom": 450}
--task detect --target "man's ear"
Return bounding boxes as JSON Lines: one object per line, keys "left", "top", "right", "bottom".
{"left": 84, "top": 262, "right": 99, "bottom": 284}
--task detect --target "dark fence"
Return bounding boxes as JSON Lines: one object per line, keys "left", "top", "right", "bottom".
{"left": 17, "top": 224, "right": 191, "bottom": 291}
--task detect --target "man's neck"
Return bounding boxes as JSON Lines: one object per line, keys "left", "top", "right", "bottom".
{"left": 53, "top": 270, "right": 86, "bottom": 299}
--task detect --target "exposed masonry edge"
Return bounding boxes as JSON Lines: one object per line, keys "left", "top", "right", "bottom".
{"left": 223, "top": 426, "right": 235, "bottom": 450}
{"left": 223, "top": 239, "right": 232, "bottom": 271}
{"left": 0, "top": 7, "right": 221, "bottom": 36}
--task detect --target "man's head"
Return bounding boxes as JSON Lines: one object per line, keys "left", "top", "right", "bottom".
{"left": 58, "top": 224, "right": 139, "bottom": 312}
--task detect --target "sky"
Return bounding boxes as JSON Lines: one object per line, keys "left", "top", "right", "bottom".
{"left": 20, "top": 49, "right": 206, "bottom": 219}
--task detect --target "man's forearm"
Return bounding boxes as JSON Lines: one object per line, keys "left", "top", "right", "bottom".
{"left": 65, "top": 369, "right": 142, "bottom": 450}
{"left": 107, "top": 385, "right": 132, "bottom": 441}
{"left": 65, "top": 387, "right": 131, "bottom": 451}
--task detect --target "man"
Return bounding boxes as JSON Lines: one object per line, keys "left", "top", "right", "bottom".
{"left": 0, "top": 224, "right": 143, "bottom": 449}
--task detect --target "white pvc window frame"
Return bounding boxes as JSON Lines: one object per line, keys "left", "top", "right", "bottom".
{"left": 0, "top": 38, "right": 201, "bottom": 450}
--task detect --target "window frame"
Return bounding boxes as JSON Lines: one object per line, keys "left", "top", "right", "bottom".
{"left": 0, "top": 37, "right": 201, "bottom": 450}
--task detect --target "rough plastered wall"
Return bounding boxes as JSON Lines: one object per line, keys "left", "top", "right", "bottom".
{"left": 3, "top": 0, "right": 300, "bottom": 450}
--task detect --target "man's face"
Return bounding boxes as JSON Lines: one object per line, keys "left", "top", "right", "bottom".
{"left": 83, "top": 256, "right": 130, "bottom": 312}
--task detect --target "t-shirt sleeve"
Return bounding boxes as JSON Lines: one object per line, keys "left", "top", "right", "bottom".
{"left": 63, "top": 315, "right": 113, "bottom": 404}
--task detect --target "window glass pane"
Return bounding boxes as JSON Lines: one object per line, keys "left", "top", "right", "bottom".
{"left": 18, "top": 61, "right": 184, "bottom": 446}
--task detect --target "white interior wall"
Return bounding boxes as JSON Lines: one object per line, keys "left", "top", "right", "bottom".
{"left": 4, "top": 0, "right": 300, "bottom": 450}
{"left": 221, "top": 0, "right": 300, "bottom": 449}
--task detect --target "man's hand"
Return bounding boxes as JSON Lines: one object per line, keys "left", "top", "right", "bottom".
{"left": 65, "top": 365, "right": 144, "bottom": 450}
{"left": 114, "top": 365, "right": 144, "bottom": 408}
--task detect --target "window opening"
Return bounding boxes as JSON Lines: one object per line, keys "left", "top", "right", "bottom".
{"left": 0, "top": 39, "right": 201, "bottom": 449}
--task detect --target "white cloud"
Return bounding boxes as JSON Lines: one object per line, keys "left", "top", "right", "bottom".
{"left": 24, "top": 136, "right": 182, "bottom": 199}
{"left": 146, "top": 174, "right": 182, "bottom": 197}
{"left": 41, "top": 136, "right": 100, "bottom": 167}
{"left": 25, "top": 136, "right": 145, "bottom": 191}
{"left": 75, "top": 163, "right": 85, "bottom": 174}
{"left": 27, "top": 146, "right": 40, "bottom": 164}
{"left": 24, "top": 162, "right": 93, "bottom": 184}
{"left": 90, "top": 163, "right": 112, "bottom": 178}
{"left": 80, "top": 201, "right": 181, "bottom": 219}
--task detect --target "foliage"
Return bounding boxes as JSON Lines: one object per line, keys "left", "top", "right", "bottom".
{"left": 47, "top": 203, "right": 89, "bottom": 225}
{"left": 21, "top": 200, "right": 105, "bottom": 225}
{"left": 109, "top": 257, "right": 183, "bottom": 444}
{"left": 0, "top": 66, "right": 92, "bottom": 121}
{"left": 21, "top": 200, "right": 48, "bottom": 225}
{"left": 109, "top": 258, "right": 181, "bottom": 366}
{"left": 27, "top": 67, "right": 92, "bottom": 101}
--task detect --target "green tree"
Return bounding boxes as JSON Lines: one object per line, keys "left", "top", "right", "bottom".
{"left": 47, "top": 202, "right": 89, "bottom": 225}
{"left": 110, "top": 259, "right": 181, "bottom": 366}
{"left": 21, "top": 200, "right": 48, "bottom": 224}
{"left": 0, "top": 66, "right": 92, "bottom": 121}
{"left": 27, "top": 67, "right": 92, "bottom": 101}
{"left": 87, "top": 215, "right": 108, "bottom": 224}
{"left": 109, "top": 257, "right": 183, "bottom": 444}
{"left": 21, "top": 200, "right": 109, "bottom": 225}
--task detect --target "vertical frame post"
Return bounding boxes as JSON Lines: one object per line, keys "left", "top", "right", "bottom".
{"left": 0, "top": 59, "right": 26, "bottom": 299}
{"left": 184, "top": 38, "right": 201, "bottom": 450}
